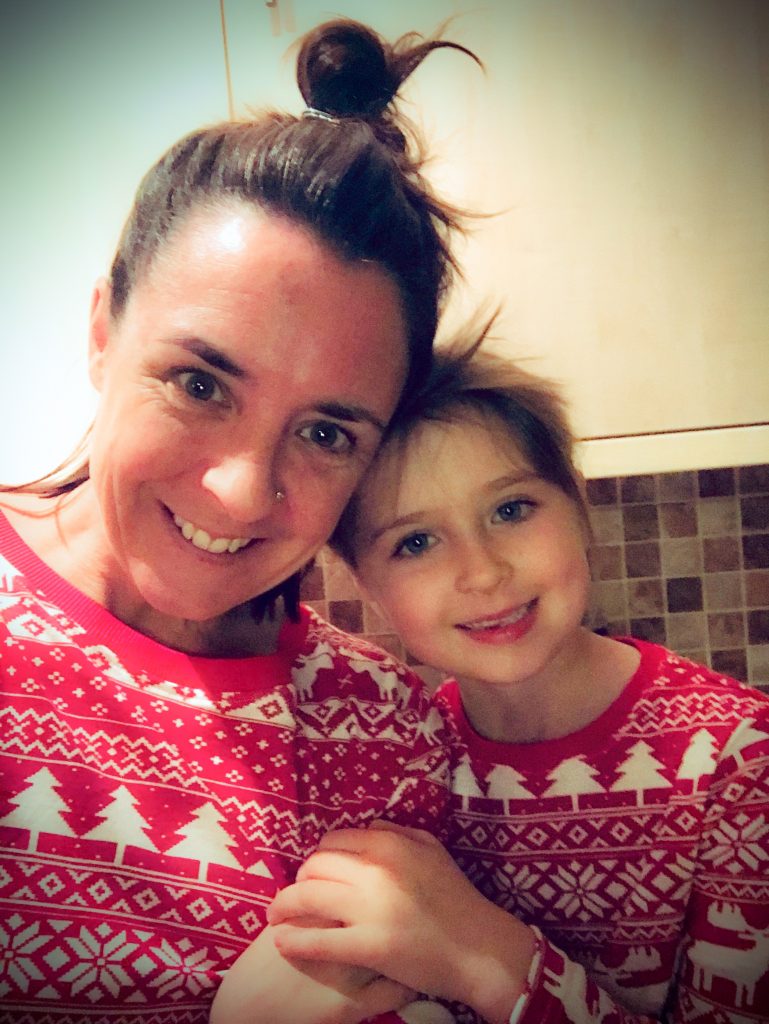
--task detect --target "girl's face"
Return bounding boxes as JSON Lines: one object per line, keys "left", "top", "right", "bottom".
{"left": 85, "top": 203, "right": 408, "bottom": 626}
{"left": 353, "top": 413, "right": 591, "bottom": 696}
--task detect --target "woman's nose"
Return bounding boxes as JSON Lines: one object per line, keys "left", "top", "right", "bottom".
{"left": 455, "top": 537, "right": 512, "bottom": 595}
{"left": 201, "top": 452, "right": 282, "bottom": 524}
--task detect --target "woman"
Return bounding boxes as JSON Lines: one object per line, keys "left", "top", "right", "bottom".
{"left": 0, "top": 19, "right": 478, "bottom": 1023}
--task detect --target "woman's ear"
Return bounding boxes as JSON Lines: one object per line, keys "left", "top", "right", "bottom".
{"left": 88, "top": 277, "right": 112, "bottom": 391}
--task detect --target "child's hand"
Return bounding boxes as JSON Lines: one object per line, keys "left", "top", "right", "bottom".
{"left": 209, "top": 918, "right": 416, "bottom": 1024}
{"left": 266, "top": 821, "right": 536, "bottom": 1019}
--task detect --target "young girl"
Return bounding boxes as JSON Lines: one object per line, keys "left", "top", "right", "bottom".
{"left": 266, "top": 336, "right": 769, "bottom": 1023}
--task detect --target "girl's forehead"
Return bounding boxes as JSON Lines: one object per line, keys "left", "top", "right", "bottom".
{"left": 393, "top": 410, "right": 534, "bottom": 473}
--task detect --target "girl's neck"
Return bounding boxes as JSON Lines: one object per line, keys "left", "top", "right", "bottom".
{"left": 457, "top": 629, "right": 641, "bottom": 744}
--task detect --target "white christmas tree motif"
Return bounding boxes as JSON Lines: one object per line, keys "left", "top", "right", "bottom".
{"left": 544, "top": 756, "right": 605, "bottom": 811}
{"left": 721, "top": 717, "right": 769, "bottom": 768}
{"left": 485, "top": 764, "right": 535, "bottom": 810}
{"left": 611, "top": 741, "right": 671, "bottom": 806}
{"left": 677, "top": 729, "right": 718, "bottom": 788}
{"left": 165, "top": 802, "right": 242, "bottom": 881}
{"left": 81, "top": 785, "right": 158, "bottom": 864}
{"left": 0, "top": 767, "right": 76, "bottom": 850}
{"left": 453, "top": 753, "right": 484, "bottom": 809}
{"left": 246, "top": 859, "right": 273, "bottom": 878}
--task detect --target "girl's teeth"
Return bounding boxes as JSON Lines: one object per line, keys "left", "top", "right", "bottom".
{"left": 173, "top": 514, "right": 249, "bottom": 554}
{"left": 466, "top": 605, "right": 530, "bottom": 630}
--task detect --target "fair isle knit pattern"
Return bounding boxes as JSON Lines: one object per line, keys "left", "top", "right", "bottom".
{"left": 434, "top": 640, "right": 769, "bottom": 1024}
{"left": 0, "top": 513, "right": 449, "bottom": 1023}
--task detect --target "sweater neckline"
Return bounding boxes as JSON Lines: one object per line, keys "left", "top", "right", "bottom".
{"left": 0, "top": 507, "right": 308, "bottom": 695}
{"left": 438, "top": 637, "right": 661, "bottom": 768}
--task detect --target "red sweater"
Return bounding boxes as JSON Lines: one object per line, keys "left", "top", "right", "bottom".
{"left": 434, "top": 639, "right": 769, "bottom": 1023}
{"left": 0, "top": 512, "right": 449, "bottom": 1023}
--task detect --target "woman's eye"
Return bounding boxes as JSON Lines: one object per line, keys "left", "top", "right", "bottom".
{"left": 300, "top": 421, "right": 354, "bottom": 454}
{"left": 494, "top": 499, "right": 535, "bottom": 524}
{"left": 177, "top": 370, "right": 224, "bottom": 404}
{"left": 394, "top": 532, "right": 435, "bottom": 558}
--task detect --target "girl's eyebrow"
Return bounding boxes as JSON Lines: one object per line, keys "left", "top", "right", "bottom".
{"left": 173, "top": 340, "right": 386, "bottom": 432}
{"left": 369, "top": 511, "right": 428, "bottom": 544}
{"left": 366, "top": 470, "right": 542, "bottom": 544}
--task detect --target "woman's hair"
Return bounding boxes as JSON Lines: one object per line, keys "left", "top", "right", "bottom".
{"left": 5, "top": 18, "right": 480, "bottom": 620}
{"left": 330, "top": 318, "right": 590, "bottom": 567}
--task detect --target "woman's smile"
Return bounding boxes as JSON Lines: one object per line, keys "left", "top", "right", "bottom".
{"left": 171, "top": 511, "right": 255, "bottom": 554}
{"left": 73, "top": 204, "right": 408, "bottom": 637}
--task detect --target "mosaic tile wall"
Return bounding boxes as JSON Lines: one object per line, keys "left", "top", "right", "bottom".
{"left": 301, "top": 463, "right": 769, "bottom": 692}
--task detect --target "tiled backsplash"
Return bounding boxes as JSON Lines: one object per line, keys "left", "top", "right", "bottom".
{"left": 301, "top": 464, "right": 769, "bottom": 692}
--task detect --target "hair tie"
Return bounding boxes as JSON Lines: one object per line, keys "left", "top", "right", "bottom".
{"left": 302, "top": 107, "right": 339, "bottom": 123}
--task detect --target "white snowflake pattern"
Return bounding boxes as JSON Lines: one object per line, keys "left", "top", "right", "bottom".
{"left": 61, "top": 923, "right": 138, "bottom": 997}
{"left": 704, "top": 812, "right": 769, "bottom": 872}
{"left": 552, "top": 862, "right": 612, "bottom": 919}
{"left": 149, "top": 938, "right": 218, "bottom": 999}
{"left": 0, "top": 914, "right": 50, "bottom": 994}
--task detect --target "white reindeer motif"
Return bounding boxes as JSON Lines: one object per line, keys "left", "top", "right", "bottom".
{"left": 688, "top": 902, "right": 769, "bottom": 1008}
{"left": 292, "top": 643, "right": 335, "bottom": 701}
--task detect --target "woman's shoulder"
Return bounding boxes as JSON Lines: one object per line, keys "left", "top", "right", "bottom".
{"left": 290, "top": 604, "right": 430, "bottom": 707}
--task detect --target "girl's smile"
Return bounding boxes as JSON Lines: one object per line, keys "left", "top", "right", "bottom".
{"left": 353, "top": 411, "right": 602, "bottom": 734}
{"left": 455, "top": 599, "right": 538, "bottom": 643}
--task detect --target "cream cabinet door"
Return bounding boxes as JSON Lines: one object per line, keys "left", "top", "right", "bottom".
{"left": 224, "top": 0, "right": 769, "bottom": 475}
{"left": 1, "top": 0, "right": 227, "bottom": 482}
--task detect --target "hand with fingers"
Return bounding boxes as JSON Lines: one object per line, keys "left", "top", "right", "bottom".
{"left": 266, "top": 821, "right": 537, "bottom": 1024}
{"left": 209, "top": 913, "right": 417, "bottom": 1024}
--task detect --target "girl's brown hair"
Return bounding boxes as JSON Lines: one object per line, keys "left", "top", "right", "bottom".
{"left": 331, "top": 319, "right": 590, "bottom": 567}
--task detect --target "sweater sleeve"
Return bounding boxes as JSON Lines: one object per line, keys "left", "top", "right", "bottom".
{"left": 512, "top": 715, "right": 769, "bottom": 1024}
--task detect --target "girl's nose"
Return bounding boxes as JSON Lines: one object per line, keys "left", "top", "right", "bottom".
{"left": 455, "top": 537, "right": 512, "bottom": 595}
{"left": 201, "top": 452, "right": 283, "bottom": 524}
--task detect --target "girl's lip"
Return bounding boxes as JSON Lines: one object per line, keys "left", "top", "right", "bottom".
{"left": 456, "top": 600, "right": 537, "bottom": 644}
{"left": 457, "top": 601, "right": 535, "bottom": 630}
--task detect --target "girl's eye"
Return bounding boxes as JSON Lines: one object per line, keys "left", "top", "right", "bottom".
{"left": 177, "top": 369, "right": 225, "bottom": 404}
{"left": 393, "top": 532, "right": 435, "bottom": 558}
{"left": 299, "top": 421, "right": 354, "bottom": 455}
{"left": 494, "top": 499, "right": 535, "bottom": 524}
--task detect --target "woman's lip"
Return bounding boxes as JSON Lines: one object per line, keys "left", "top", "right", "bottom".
{"left": 165, "top": 506, "right": 257, "bottom": 554}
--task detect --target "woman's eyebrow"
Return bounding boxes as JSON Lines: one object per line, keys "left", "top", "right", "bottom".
{"left": 173, "top": 341, "right": 387, "bottom": 432}
{"left": 316, "top": 402, "right": 388, "bottom": 433}
{"left": 176, "top": 338, "right": 246, "bottom": 378}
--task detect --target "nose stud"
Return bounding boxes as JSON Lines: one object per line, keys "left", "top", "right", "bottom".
{"left": 275, "top": 490, "right": 286, "bottom": 502}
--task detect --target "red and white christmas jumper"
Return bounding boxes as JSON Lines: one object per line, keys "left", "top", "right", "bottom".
{"left": 434, "top": 638, "right": 769, "bottom": 1023}
{"left": 0, "top": 511, "right": 450, "bottom": 1023}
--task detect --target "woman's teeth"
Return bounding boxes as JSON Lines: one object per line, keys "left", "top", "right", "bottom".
{"left": 173, "top": 514, "right": 250, "bottom": 554}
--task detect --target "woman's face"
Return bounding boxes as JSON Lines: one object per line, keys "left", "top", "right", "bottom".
{"left": 87, "top": 203, "right": 408, "bottom": 624}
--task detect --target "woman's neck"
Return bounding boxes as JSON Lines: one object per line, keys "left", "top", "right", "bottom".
{"left": 1, "top": 490, "right": 283, "bottom": 657}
